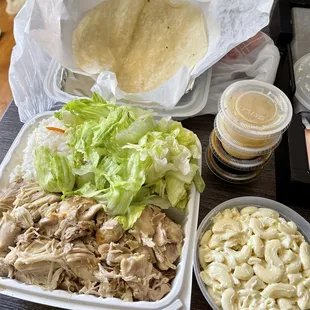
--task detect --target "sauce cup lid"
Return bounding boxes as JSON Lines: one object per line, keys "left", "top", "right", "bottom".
{"left": 209, "top": 130, "right": 272, "bottom": 171}
{"left": 205, "top": 147, "right": 263, "bottom": 184}
{"left": 214, "top": 113, "right": 282, "bottom": 157}
{"left": 219, "top": 80, "right": 293, "bottom": 138}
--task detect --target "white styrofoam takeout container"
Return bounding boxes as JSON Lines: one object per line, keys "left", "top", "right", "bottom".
{"left": 193, "top": 197, "right": 310, "bottom": 310}
{"left": 0, "top": 111, "right": 202, "bottom": 310}
{"left": 43, "top": 60, "right": 212, "bottom": 118}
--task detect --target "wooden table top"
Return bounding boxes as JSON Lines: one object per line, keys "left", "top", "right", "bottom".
{"left": 0, "top": 0, "right": 14, "bottom": 117}
{"left": 1, "top": 102, "right": 309, "bottom": 310}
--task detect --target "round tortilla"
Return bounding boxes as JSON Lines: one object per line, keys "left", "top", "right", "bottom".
{"left": 73, "top": 0, "right": 208, "bottom": 93}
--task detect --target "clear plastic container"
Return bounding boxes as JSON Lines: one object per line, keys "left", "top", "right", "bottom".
{"left": 44, "top": 60, "right": 212, "bottom": 118}
{"left": 219, "top": 80, "right": 293, "bottom": 139}
{"left": 294, "top": 53, "right": 310, "bottom": 111}
{"left": 220, "top": 111, "right": 281, "bottom": 148}
{"left": 194, "top": 196, "right": 310, "bottom": 310}
{"left": 205, "top": 147, "right": 263, "bottom": 184}
{"left": 0, "top": 112, "right": 201, "bottom": 310}
{"left": 214, "top": 112, "right": 281, "bottom": 160}
{"left": 209, "top": 130, "right": 272, "bottom": 171}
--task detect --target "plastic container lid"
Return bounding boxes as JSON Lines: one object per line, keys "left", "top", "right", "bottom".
{"left": 209, "top": 130, "right": 272, "bottom": 171}
{"left": 214, "top": 113, "right": 281, "bottom": 159}
{"left": 194, "top": 197, "right": 310, "bottom": 310}
{"left": 205, "top": 147, "right": 263, "bottom": 184}
{"left": 219, "top": 80, "right": 293, "bottom": 138}
{"left": 44, "top": 59, "right": 212, "bottom": 118}
{"left": 294, "top": 53, "right": 310, "bottom": 111}
{"left": 220, "top": 111, "right": 281, "bottom": 145}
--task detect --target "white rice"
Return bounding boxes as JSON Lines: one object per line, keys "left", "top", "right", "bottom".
{"left": 10, "top": 116, "right": 71, "bottom": 182}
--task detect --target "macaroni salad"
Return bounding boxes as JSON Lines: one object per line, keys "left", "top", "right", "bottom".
{"left": 199, "top": 207, "right": 310, "bottom": 310}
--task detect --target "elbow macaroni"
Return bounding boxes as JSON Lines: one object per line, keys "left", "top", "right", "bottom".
{"left": 198, "top": 207, "right": 310, "bottom": 310}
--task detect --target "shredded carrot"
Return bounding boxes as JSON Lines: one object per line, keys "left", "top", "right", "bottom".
{"left": 46, "top": 126, "right": 65, "bottom": 134}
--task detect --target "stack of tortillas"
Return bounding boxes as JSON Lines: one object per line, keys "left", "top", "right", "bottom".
{"left": 73, "top": 0, "right": 208, "bottom": 94}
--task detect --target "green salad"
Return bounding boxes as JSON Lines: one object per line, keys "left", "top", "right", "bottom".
{"left": 35, "top": 93, "right": 205, "bottom": 228}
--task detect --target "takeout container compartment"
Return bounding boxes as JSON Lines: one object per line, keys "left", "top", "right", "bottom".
{"left": 209, "top": 130, "right": 272, "bottom": 171}
{"left": 193, "top": 196, "right": 310, "bottom": 310}
{"left": 219, "top": 80, "right": 293, "bottom": 139}
{"left": 294, "top": 53, "right": 310, "bottom": 111}
{"left": 205, "top": 147, "right": 263, "bottom": 184}
{"left": 0, "top": 111, "right": 202, "bottom": 310}
{"left": 214, "top": 113, "right": 281, "bottom": 159}
{"left": 44, "top": 60, "right": 212, "bottom": 118}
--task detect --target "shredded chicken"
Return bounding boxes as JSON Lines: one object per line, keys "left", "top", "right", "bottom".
{"left": 0, "top": 182, "right": 184, "bottom": 301}
{"left": 96, "top": 218, "right": 124, "bottom": 244}
{"left": 0, "top": 213, "right": 21, "bottom": 252}
{"left": 0, "top": 182, "right": 22, "bottom": 216}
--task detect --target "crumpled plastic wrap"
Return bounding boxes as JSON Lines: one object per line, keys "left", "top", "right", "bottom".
{"left": 200, "top": 32, "right": 280, "bottom": 115}
{"left": 9, "top": 0, "right": 274, "bottom": 122}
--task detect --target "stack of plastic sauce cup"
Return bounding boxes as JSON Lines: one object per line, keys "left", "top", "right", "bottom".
{"left": 207, "top": 80, "right": 293, "bottom": 184}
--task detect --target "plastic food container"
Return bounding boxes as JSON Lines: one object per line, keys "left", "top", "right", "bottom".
{"left": 194, "top": 197, "right": 310, "bottom": 310}
{"left": 44, "top": 60, "right": 212, "bottom": 118}
{"left": 209, "top": 130, "right": 272, "bottom": 171}
{"left": 220, "top": 112, "right": 281, "bottom": 148}
{"left": 0, "top": 112, "right": 202, "bottom": 310}
{"left": 219, "top": 80, "right": 293, "bottom": 139}
{"left": 206, "top": 147, "right": 263, "bottom": 184}
{"left": 294, "top": 53, "right": 310, "bottom": 111}
{"left": 214, "top": 113, "right": 281, "bottom": 159}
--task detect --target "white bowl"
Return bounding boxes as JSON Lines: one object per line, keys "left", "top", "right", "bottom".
{"left": 193, "top": 196, "right": 310, "bottom": 310}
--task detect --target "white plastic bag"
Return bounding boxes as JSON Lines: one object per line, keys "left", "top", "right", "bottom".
{"left": 9, "top": 1, "right": 55, "bottom": 123}
{"left": 200, "top": 31, "right": 280, "bottom": 115}
{"left": 27, "top": 0, "right": 274, "bottom": 108}
{"left": 9, "top": 0, "right": 274, "bottom": 122}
